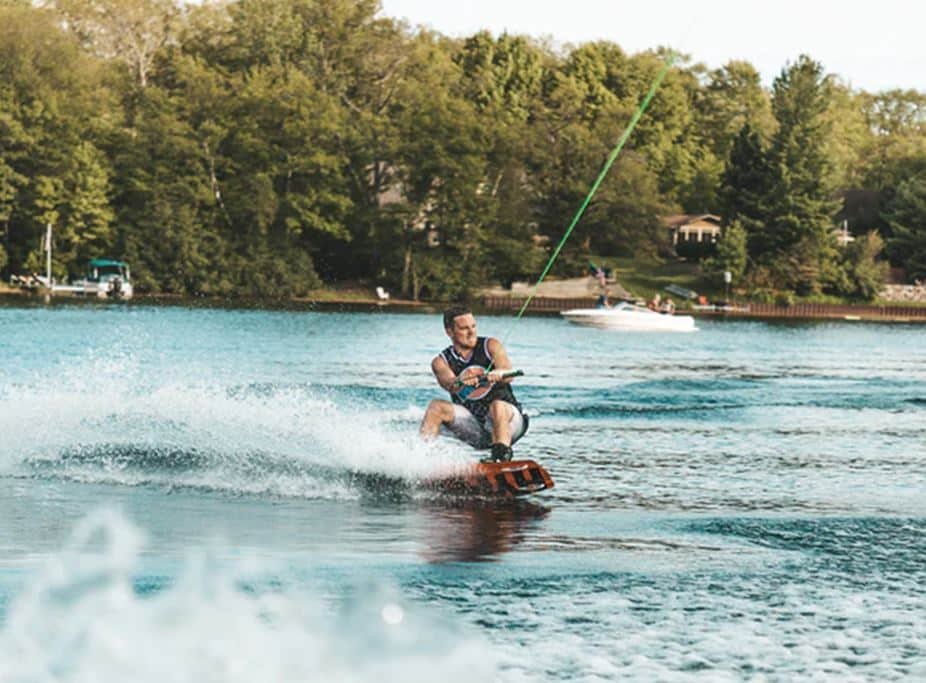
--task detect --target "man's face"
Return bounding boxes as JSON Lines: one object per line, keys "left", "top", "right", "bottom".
{"left": 447, "top": 313, "right": 477, "bottom": 350}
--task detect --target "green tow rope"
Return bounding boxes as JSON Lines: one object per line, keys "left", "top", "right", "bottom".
{"left": 478, "top": 51, "right": 676, "bottom": 377}
{"left": 506, "top": 51, "right": 677, "bottom": 331}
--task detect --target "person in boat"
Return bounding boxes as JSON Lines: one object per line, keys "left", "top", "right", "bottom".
{"left": 659, "top": 297, "right": 676, "bottom": 314}
{"left": 648, "top": 292, "right": 661, "bottom": 311}
{"left": 419, "top": 305, "right": 528, "bottom": 462}
{"left": 596, "top": 290, "right": 613, "bottom": 309}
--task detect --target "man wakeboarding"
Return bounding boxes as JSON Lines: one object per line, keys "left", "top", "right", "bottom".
{"left": 419, "top": 306, "right": 528, "bottom": 462}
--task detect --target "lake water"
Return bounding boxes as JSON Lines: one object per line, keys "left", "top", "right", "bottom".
{"left": 1, "top": 303, "right": 925, "bottom": 680}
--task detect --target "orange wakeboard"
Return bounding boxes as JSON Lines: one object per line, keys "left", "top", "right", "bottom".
{"left": 426, "top": 459, "right": 554, "bottom": 497}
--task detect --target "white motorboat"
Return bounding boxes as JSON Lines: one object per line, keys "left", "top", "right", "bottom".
{"left": 560, "top": 302, "right": 697, "bottom": 332}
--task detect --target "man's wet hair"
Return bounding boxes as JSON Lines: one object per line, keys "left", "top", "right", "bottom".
{"left": 443, "top": 305, "right": 472, "bottom": 330}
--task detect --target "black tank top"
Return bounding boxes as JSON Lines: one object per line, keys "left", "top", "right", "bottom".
{"left": 439, "top": 337, "right": 520, "bottom": 420}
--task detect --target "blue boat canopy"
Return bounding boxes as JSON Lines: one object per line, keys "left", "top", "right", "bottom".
{"left": 88, "top": 259, "right": 128, "bottom": 268}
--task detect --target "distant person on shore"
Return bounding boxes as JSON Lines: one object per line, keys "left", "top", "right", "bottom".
{"left": 588, "top": 262, "right": 608, "bottom": 289}
{"left": 419, "top": 306, "right": 528, "bottom": 462}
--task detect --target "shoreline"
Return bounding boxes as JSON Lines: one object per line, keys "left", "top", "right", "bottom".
{"left": 0, "top": 287, "right": 438, "bottom": 314}
{"left": 479, "top": 294, "right": 926, "bottom": 323}
{"left": 3, "top": 286, "right": 926, "bottom": 323}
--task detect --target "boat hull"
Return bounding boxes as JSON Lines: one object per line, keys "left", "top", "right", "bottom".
{"left": 561, "top": 307, "right": 696, "bottom": 332}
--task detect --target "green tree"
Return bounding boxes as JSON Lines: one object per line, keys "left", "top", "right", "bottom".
{"left": 859, "top": 90, "right": 926, "bottom": 195}
{"left": 390, "top": 40, "right": 488, "bottom": 300}
{"left": 823, "top": 82, "right": 873, "bottom": 192}
{"left": 839, "top": 231, "right": 888, "bottom": 299}
{"left": 455, "top": 31, "right": 545, "bottom": 122}
{"left": 5, "top": 0, "right": 920, "bottom": 303}
{"left": 764, "top": 55, "right": 841, "bottom": 293}
{"left": 56, "top": 141, "right": 115, "bottom": 276}
{"left": 672, "top": 60, "right": 773, "bottom": 214}
{"left": 109, "top": 82, "right": 224, "bottom": 294}
{"left": 884, "top": 174, "right": 926, "bottom": 278}
{"left": 220, "top": 63, "right": 348, "bottom": 290}
{"left": 453, "top": 31, "right": 548, "bottom": 287}
{"left": 0, "top": 156, "right": 25, "bottom": 276}
{"left": 694, "top": 60, "right": 773, "bottom": 163}
{"left": 861, "top": 90, "right": 926, "bottom": 245}
{"left": 719, "top": 123, "right": 774, "bottom": 258}
{"left": 558, "top": 45, "right": 700, "bottom": 209}
{"left": 560, "top": 41, "right": 629, "bottom": 123}
{"left": 530, "top": 52, "right": 676, "bottom": 272}
{"left": 110, "top": 1, "right": 362, "bottom": 296}
{"left": 706, "top": 219, "right": 749, "bottom": 283}
{"left": 630, "top": 52, "right": 706, "bottom": 210}
{"left": 216, "top": 0, "right": 421, "bottom": 286}
{"left": 52, "top": 0, "right": 178, "bottom": 88}
{"left": 0, "top": 0, "right": 118, "bottom": 275}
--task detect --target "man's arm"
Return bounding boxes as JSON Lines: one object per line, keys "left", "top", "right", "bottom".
{"left": 486, "top": 338, "right": 514, "bottom": 382}
{"left": 431, "top": 355, "right": 458, "bottom": 392}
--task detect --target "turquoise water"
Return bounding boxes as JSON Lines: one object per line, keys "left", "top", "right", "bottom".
{"left": 1, "top": 303, "right": 925, "bottom": 680}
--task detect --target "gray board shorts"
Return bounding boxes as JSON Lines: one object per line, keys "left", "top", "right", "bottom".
{"left": 442, "top": 401, "right": 527, "bottom": 450}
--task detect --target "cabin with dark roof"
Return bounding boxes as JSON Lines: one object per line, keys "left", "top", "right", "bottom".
{"left": 664, "top": 214, "right": 722, "bottom": 259}
{"left": 665, "top": 214, "right": 722, "bottom": 246}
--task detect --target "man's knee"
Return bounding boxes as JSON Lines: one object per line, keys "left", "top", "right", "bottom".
{"left": 488, "top": 400, "right": 513, "bottom": 420}
{"left": 426, "top": 399, "right": 455, "bottom": 422}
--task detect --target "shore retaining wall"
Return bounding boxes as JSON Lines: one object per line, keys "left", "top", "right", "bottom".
{"left": 480, "top": 295, "right": 926, "bottom": 322}
{"left": 880, "top": 284, "right": 926, "bottom": 304}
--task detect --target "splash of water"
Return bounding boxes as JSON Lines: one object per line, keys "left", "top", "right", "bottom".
{"left": 1, "top": 354, "right": 471, "bottom": 499}
{"left": 0, "top": 509, "right": 496, "bottom": 682}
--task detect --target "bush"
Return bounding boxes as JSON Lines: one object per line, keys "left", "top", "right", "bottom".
{"left": 750, "top": 288, "right": 777, "bottom": 303}
{"left": 775, "top": 290, "right": 795, "bottom": 306}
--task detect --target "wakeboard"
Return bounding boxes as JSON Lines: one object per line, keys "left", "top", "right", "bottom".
{"left": 426, "top": 459, "right": 554, "bottom": 497}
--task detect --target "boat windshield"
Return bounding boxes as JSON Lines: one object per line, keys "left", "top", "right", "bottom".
{"left": 89, "top": 264, "right": 128, "bottom": 280}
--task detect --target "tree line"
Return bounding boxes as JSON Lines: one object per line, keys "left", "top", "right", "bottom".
{"left": 1, "top": 0, "right": 924, "bottom": 300}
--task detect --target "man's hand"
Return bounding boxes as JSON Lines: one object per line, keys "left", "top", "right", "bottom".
{"left": 486, "top": 369, "right": 508, "bottom": 383}
{"left": 455, "top": 369, "right": 485, "bottom": 389}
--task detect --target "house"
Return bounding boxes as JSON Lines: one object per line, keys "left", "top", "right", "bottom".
{"left": 665, "top": 214, "right": 723, "bottom": 246}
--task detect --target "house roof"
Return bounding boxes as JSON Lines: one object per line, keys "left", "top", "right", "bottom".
{"left": 664, "top": 214, "right": 722, "bottom": 228}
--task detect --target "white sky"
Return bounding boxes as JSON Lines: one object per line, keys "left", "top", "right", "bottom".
{"left": 378, "top": 0, "right": 925, "bottom": 92}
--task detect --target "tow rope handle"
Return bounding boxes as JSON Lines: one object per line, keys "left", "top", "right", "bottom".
{"left": 454, "top": 369, "right": 523, "bottom": 401}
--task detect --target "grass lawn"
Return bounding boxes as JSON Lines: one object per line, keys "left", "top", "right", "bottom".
{"left": 300, "top": 287, "right": 378, "bottom": 302}
{"left": 600, "top": 256, "right": 723, "bottom": 300}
